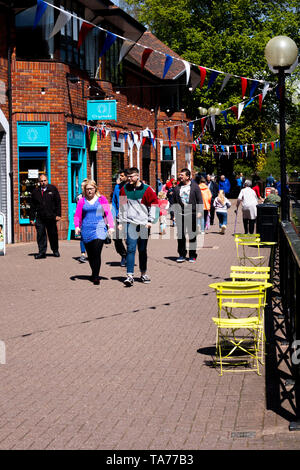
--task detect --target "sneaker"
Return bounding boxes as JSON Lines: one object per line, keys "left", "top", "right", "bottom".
{"left": 79, "top": 255, "right": 87, "bottom": 263}
{"left": 189, "top": 258, "right": 196, "bottom": 263}
{"left": 124, "top": 275, "right": 134, "bottom": 287}
{"left": 140, "top": 274, "right": 151, "bottom": 283}
{"left": 176, "top": 256, "right": 186, "bottom": 263}
{"left": 221, "top": 225, "right": 226, "bottom": 234}
{"left": 120, "top": 256, "right": 127, "bottom": 267}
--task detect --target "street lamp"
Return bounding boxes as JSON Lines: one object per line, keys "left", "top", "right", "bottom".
{"left": 264, "top": 36, "right": 298, "bottom": 221}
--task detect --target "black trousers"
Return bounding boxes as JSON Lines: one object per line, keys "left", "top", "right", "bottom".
{"left": 177, "top": 214, "right": 198, "bottom": 259}
{"left": 84, "top": 238, "right": 104, "bottom": 279}
{"left": 113, "top": 226, "right": 127, "bottom": 258}
{"left": 35, "top": 217, "right": 59, "bottom": 254}
{"left": 243, "top": 218, "right": 256, "bottom": 234}
{"left": 210, "top": 204, "right": 215, "bottom": 225}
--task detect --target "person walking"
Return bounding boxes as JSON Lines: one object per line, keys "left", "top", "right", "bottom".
{"left": 111, "top": 169, "right": 128, "bottom": 267}
{"left": 75, "top": 178, "right": 88, "bottom": 263}
{"left": 206, "top": 174, "right": 218, "bottom": 225}
{"left": 173, "top": 168, "right": 203, "bottom": 263}
{"left": 29, "top": 173, "right": 61, "bottom": 259}
{"left": 74, "top": 179, "right": 114, "bottom": 285}
{"left": 213, "top": 190, "right": 231, "bottom": 234}
{"left": 218, "top": 175, "right": 231, "bottom": 196}
{"left": 157, "top": 191, "right": 169, "bottom": 235}
{"left": 167, "top": 179, "right": 177, "bottom": 226}
{"left": 118, "top": 167, "right": 158, "bottom": 287}
{"left": 199, "top": 176, "right": 212, "bottom": 233}
{"left": 236, "top": 180, "right": 259, "bottom": 234}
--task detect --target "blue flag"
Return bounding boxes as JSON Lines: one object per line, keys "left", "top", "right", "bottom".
{"left": 33, "top": 0, "right": 48, "bottom": 29}
{"left": 163, "top": 55, "right": 173, "bottom": 79}
{"left": 99, "top": 32, "right": 117, "bottom": 58}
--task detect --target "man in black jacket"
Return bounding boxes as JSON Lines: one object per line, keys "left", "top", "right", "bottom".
{"left": 30, "top": 174, "right": 61, "bottom": 259}
{"left": 173, "top": 168, "right": 203, "bottom": 263}
{"left": 206, "top": 174, "right": 219, "bottom": 225}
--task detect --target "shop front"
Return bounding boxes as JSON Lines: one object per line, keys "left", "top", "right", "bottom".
{"left": 67, "top": 123, "right": 86, "bottom": 239}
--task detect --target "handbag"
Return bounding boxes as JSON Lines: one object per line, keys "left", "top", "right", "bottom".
{"left": 104, "top": 226, "right": 112, "bottom": 244}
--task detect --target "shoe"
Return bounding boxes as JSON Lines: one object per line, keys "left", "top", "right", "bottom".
{"left": 189, "top": 258, "right": 196, "bottom": 263}
{"left": 221, "top": 225, "right": 226, "bottom": 234}
{"left": 176, "top": 257, "right": 185, "bottom": 263}
{"left": 53, "top": 251, "right": 60, "bottom": 257}
{"left": 140, "top": 274, "right": 151, "bottom": 283}
{"left": 34, "top": 253, "right": 46, "bottom": 259}
{"left": 79, "top": 255, "right": 87, "bottom": 263}
{"left": 120, "top": 256, "right": 127, "bottom": 267}
{"left": 124, "top": 275, "right": 134, "bottom": 287}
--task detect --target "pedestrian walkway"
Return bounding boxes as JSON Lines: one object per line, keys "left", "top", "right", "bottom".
{"left": 0, "top": 206, "right": 300, "bottom": 449}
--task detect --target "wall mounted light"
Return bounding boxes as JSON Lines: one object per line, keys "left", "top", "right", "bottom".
{"left": 41, "top": 87, "right": 46, "bottom": 95}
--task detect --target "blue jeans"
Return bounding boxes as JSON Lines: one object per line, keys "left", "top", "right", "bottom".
{"left": 216, "top": 212, "right": 227, "bottom": 228}
{"left": 126, "top": 223, "right": 149, "bottom": 275}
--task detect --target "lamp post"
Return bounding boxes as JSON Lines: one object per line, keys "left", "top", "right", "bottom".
{"left": 264, "top": 36, "right": 298, "bottom": 221}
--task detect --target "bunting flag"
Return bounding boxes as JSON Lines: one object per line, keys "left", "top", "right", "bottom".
{"left": 231, "top": 106, "right": 238, "bottom": 119}
{"left": 141, "top": 48, "right": 154, "bottom": 70}
{"left": 249, "top": 80, "right": 259, "bottom": 98}
{"left": 201, "top": 117, "right": 206, "bottom": 132}
{"left": 168, "top": 140, "right": 172, "bottom": 149}
{"left": 188, "top": 122, "right": 194, "bottom": 137}
{"left": 115, "top": 130, "right": 121, "bottom": 141}
{"left": 219, "top": 73, "right": 232, "bottom": 93}
{"left": 210, "top": 115, "right": 216, "bottom": 131}
{"left": 240, "top": 145, "right": 244, "bottom": 152}
{"left": 233, "top": 145, "right": 237, "bottom": 153}
{"left": 192, "top": 144, "right": 196, "bottom": 152}
{"left": 174, "top": 126, "right": 178, "bottom": 141}
{"left": 78, "top": 22, "right": 94, "bottom": 49}
{"left": 182, "top": 60, "right": 191, "bottom": 85}
{"left": 258, "top": 94, "right": 263, "bottom": 111}
{"left": 118, "top": 39, "right": 135, "bottom": 64}
{"left": 90, "top": 130, "right": 97, "bottom": 151}
{"left": 262, "top": 83, "right": 270, "bottom": 101}
{"left": 199, "top": 66, "right": 207, "bottom": 89}
{"left": 244, "top": 98, "right": 254, "bottom": 109}
{"left": 221, "top": 110, "right": 229, "bottom": 126}
{"left": 207, "top": 71, "right": 220, "bottom": 90}
{"left": 167, "top": 127, "right": 171, "bottom": 141}
{"left": 163, "top": 54, "right": 173, "bottom": 79}
{"left": 241, "top": 77, "right": 247, "bottom": 97}
{"left": 142, "top": 136, "right": 147, "bottom": 146}
{"left": 177, "top": 142, "right": 180, "bottom": 150}
{"left": 33, "top": 0, "right": 48, "bottom": 29}
{"left": 99, "top": 31, "right": 117, "bottom": 58}
{"left": 238, "top": 102, "right": 245, "bottom": 120}
{"left": 49, "top": 10, "right": 71, "bottom": 38}
{"left": 124, "top": 132, "right": 128, "bottom": 142}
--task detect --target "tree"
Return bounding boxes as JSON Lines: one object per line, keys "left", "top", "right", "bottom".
{"left": 124, "top": 0, "right": 299, "bottom": 176}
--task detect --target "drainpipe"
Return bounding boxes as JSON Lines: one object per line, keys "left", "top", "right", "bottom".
{"left": 7, "top": 2, "right": 14, "bottom": 243}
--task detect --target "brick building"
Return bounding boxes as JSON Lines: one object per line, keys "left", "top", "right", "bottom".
{"left": 0, "top": 0, "right": 194, "bottom": 244}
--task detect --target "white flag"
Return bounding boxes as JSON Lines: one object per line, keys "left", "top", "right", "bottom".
{"left": 49, "top": 10, "right": 71, "bottom": 39}
{"left": 118, "top": 39, "right": 135, "bottom": 64}
{"left": 219, "top": 73, "right": 232, "bottom": 94}
{"left": 238, "top": 102, "right": 245, "bottom": 120}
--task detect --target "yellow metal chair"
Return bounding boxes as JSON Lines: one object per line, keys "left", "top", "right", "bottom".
{"left": 235, "top": 238, "right": 276, "bottom": 267}
{"left": 212, "top": 316, "right": 264, "bottom": 375}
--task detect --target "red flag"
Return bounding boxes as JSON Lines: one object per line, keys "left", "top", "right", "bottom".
{"left": 259, "top": 94, "right": 263, "bottom": 111}
{"left": 252, "top": 144, "right": 255, "bottom": 152}
{"left": 201, "top": 117, "right": 206, "bottom": 131}
{"left": 234, "top": 145, "right": 237, "bottom": 153}
{"left": 142, "top": 137, "right": 147, "bottom": 146}
{"left": 213, "top": 145, "right": 217, "bottom": 152}
{"left": 192, "top": 144, "right": 196, "bottom": 152}
{"left": 168, "top": 140, "right": 172, "bottom": 149}
{"left": 153, "top": 129, "right": 157, "bottom": 140}
{"left": 241, "top": 77, "right": 247, "bottom": 97}
{"left": 271, "top": 142, "right": 274, "bottom": 151}
{"left": 116, "top": 130, "right": 121, "bottom": 141}
{"left": 174, "top": 126, "right": 178, "bottom": 141}
{"left": 102, "top": 129, "right": 106, "bottom": 138}
{"left": 78, "top": 22, "right": 94, "bottom": 49}
{"left": 231, "top": 106, "right": 238, "bottom": 119}
{"left": 141, "top": 48, "right": 153, "bottom": 70}
{"left": 199, "top": 66, "right": 207, "bottom": 89}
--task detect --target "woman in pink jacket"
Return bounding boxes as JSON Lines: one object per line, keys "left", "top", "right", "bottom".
{"left": 74, "top": 179, "right": 114, "bottom": 285}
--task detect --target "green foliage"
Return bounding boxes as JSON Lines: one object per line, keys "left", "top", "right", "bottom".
{"left": 124, "top": 0, "right": 299, "bottom": 173}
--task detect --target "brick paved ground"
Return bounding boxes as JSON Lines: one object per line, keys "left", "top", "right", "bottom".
{"left": 1, "top": 205, "right": 300, "bottom": 450}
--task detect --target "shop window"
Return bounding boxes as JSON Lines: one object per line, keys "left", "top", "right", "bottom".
{"left": 112, "top": 152, "right": 124, "bottom": 185}
{"left": 19, "top": 148, "right": 47, "bottom": 222}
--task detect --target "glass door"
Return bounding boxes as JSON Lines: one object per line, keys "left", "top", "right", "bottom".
{"left": 68, "top": 147, "right": 85, "bottom": 239}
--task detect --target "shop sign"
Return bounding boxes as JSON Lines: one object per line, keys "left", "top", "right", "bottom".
{"left": 0, "top": 212, "right": 5, "bottom": 256}
{"left": 87, "top": 100, "right": 117, "bottom": 121}
{"left": 28, "top": 169, "right": 39, "bottom": 179}
{"left": 67, "top": 123, "right": 85, "bottom": 148}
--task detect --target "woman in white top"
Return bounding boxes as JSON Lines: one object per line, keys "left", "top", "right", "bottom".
{"left": 236, "top": 180, "right": 258, "bottom": 234}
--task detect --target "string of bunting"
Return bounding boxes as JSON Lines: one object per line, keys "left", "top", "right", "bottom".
{"left": 36, "top": 0, "right": 273, "bottom": 96}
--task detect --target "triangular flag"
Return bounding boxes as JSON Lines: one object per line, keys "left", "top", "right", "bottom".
{"left": 33, "top": 0, "right": 48, "bottom": 29}
{"left": 262, "top": 82, "right": 270, "bottom": 101}
{"left": 258, "top": 94, "right": 263, "bottom": 111}
{"left": 90, "top": 130, "right": 97, "bottom": 151}
{"left": 182, "top": 60, "right": 191, "bottom": 85}
{"left": 210, "top": 115, "right": 216, "bottom": 131}
{"left": 141, "top": 48, "right": 153, "bottom": 70}
{"left": 207, "top": 71, "right": 219, "bottom": 90}
{"left": 199, "top": 144, "right": 202, "bottom": 153}
{"left": 231, "top": 106, "right": 238, "bottom": 119}
{"left": 142, "top": 136, "right": 147, "bottom": 146}
{"left": 199, "top": 66, "right": 207, "bottom": 89}
{"left": 221, "top": 110, "right": 229, "bottom": 126}
{"left": 192, "top": 144, "right": 196, "bottom": 152}
{"left": 78, "top": 22, "right": 94, "bottom": 49}
{"left": 188, "top": 122, "right": 194, "bottom": 137}
{"left": 118, "top": 39, "right": 135, "bottom": 64}
{"left": 174, "top": 126, "right": 178, "bottom": 141}
{"left": 244, "top": 98, "right": 254, "bottom": 109}
{"left": 168, "top": 140, "right": 172, "bottom": 149}
{"left": 221, "top": 145, "right": 225, "bottom": 152}
{"left": 201, "top": 117, "right": 206, "bottom": 132}
{"left": 124, "top": 133, "right": 128, "bottom": 142}
{"left": 116, "top": 130, "right": 121, "bottom": 141}
{"left": 163, "top": 54, "right": 173, "bottom": 79}
{"left": 99, "top": 32, "right": 117, "bottom": 58}
{"left": 241, "top": 77, "right": 248, "bottom": 97}
{"left": 167, "top": 127, "right": 171, "bottom": 141}
{"left": 219, "top": 73, "right": 232, "bottom": 93}
{"left": 238, "top": 102, "right": 245, "bottom": 120}
{"left": 234, "top": 145, "right": 237, "bottom": 153}
{"left": 249, "top": 80, "right": 259, "bottom": 98}
{"left": 49, "top": 10, "right": 71, "bottom": 38}
{"left": 240, "top": 145, "right": 244, "bottom": 152}
{"left": 176, "top": 142, "right": 180, "bottom": 150}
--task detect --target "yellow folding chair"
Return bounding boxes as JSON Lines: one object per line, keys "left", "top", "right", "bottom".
{"left": 212, "top": 316, "right": 264, "bottom": 375}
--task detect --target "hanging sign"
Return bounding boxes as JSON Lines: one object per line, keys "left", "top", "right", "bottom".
{"left": 87, "top": 100, "right": 117, "bottom": 121}
{"left": 0, "top": 212, "right": 6, "bottom": 256}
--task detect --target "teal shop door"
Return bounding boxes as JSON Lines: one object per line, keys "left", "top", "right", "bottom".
{"left": 68, "top": 148, "right": 86, "bottom": 239}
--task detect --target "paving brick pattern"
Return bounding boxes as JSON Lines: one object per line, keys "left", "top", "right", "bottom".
{"left": 1, "top": 207, "right": 300, "bottom": 449}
